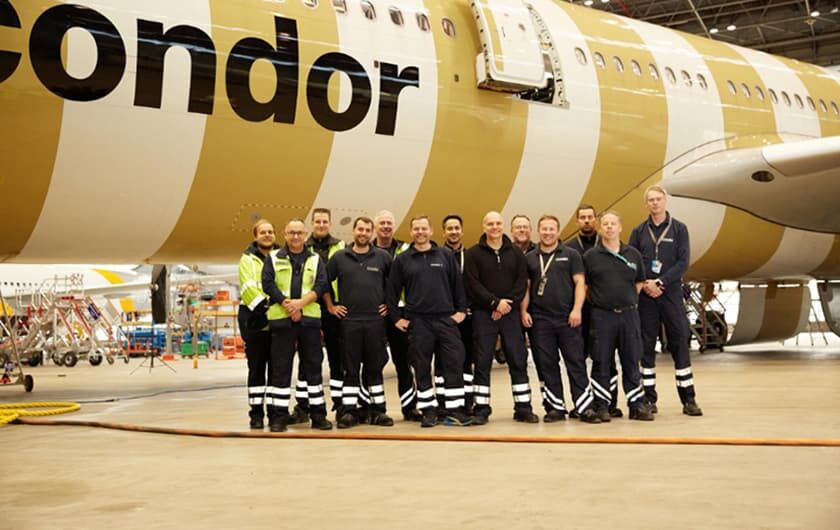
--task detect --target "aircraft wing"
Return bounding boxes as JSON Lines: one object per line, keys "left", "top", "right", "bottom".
{"left": 13, "top": 273, "right": 238, "bottom": 305}
{"left": 663, "top": 135, "right": 840, "bottom": 233}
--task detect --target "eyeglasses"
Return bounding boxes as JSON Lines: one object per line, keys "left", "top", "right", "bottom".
{"left": 286, "top": 231, "right": 305, "bottom": 237}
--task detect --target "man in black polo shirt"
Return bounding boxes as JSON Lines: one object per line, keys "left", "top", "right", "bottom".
{"left": 567, "top": 204, "right": 621, "bottom": 418}
{"left": 465, "top": 211, "right": 537, "bottom": 425}
{"left": 372, "top": 210, "right": 420, "bottom": 422}
{"left": 583, "top": 211, "right": 654, "bottom": 421}
{"left": 629, "top": 186, "right": 702, "bottom": 416}
{"left": 327, "top": 216, "right": 395, "bottom": 429}
{"left": 521, "top": 215, "right": 600, "bottom": 424}
{"left": 386, "top": 216, "right": 472, "bottom": 428}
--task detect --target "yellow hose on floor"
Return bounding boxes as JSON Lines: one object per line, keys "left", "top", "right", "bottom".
{"left": 0, "top": 402, "right": 81, "bottom": 426}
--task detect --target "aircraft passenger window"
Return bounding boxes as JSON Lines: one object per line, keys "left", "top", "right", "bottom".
{"left": 575, "top": 48, "right": 587, "bottom": 66}
{"left": 593, "top": 52, "right": 605, "bottom": 69}
{"left": 819, "top": 99, "right": 828, "bottom": 113}
{"left": 726, "top": 80, "right": 736, "bottom": 95}
{"left": 442, "top": 17, "right": 456, "bottom": 38}
{"left": 832, "top": 101, "right": 839, "bottom": 115}
{"left": 664, "top": 67, "right": 676, "bottom": 84}
{"left": 613, "top": 56, "right": 624, "bottom": 73}
{"left": 302, "top": 0, "right": 318, "bottom": 8}
{"left": 741, "top": 83, "right": 750, "bottom": 98}
{"left": 631, "top": 60, "right": 641, "bottom": 76}
{"left": 807, "top": 96, "right": 816, "bottom": 111}
{"left": 769, "top": 89, "right": 778, "bottom": 104}
{"left": 389, "top": 7, "right": 403, "bottom": 26}
{"left": 681, "top": 70, "right": 692, "bottom": 87}
{"left": 361, "top": 1, "right": 376, "bottom": 20}
{"left": 782, "top": 91, "right": 791, "bottom": 106}
{"left": 794, "top": 94, "right": 804, "bottom": 109}
{"left": 332, "top": 0, "right": 347, "bottom": 13}
{"left": 755, "top": 86, "right": 764, "bottom": 101}
{"left": 697, "top": 73, "right": 707, "bottom": 90}
{"left": 416, "top": 13, "right": 430, "bottom": 32}
{"left": 648, "top": 64, "right": 659, "bottom": 80}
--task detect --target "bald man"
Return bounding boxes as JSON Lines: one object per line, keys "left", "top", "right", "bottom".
{"left": 464, "top": 212, "right": 537, "bottom": 425}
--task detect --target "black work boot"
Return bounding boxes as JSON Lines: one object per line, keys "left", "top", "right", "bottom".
{"left": 595, "top": 407, "right": 611, "bottom": 423}
{"left": 578, "top": 408, "right": 602, "bottom": 424}
{"left": 249, "top": 417, "right": 265, "bottom": 430}
{"left": 543, "top": 410, "right": 566, "bottom": 423}
{"left": 269, "top": 417, "right": 288, "bottom": 433}
{"left": 289, "top": 405, "right": 309, "bottom": 425}
{"left": 337, "top": 411, "right": 359, "bottom": 429}
{"left": 402, "top": 408, "right": 423, "bottom": 422}
{"left": 683, "top": 400, "right": 703, "bottom": 416}
{"left": 420, "top": 410, "right": 438, "bottom": 428}
{"left": 513, "top": 409, "right": 539, "bottom": 423}
{"left": 311, "top": 415, "right": 333, "bottom": 430}
{"left": 370, "top": 412, "right": 395, "bottom": 427}
{"left": 629, "top": 402, "right": 655, "bottom": 421}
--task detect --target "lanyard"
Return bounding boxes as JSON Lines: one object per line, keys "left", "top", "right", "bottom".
{"left": 538, "top": 252, "right": 556, "bottom": 279}
{"left": 646, "top": 219, "right": 672, "bottom": 260}
{"left": 608, "top": 248, "right": 631, "bottom": 267}
{"left": 577, "top": 234, "right": 598, "bottom": 251}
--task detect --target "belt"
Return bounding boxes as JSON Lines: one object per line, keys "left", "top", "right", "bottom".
{"left": 594, "top": 304, "right": 637, "bottom": 314}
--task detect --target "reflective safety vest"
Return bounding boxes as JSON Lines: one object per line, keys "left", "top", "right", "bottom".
{"left": 327, "top": 240, "right": 345, "bottom": 301}
{"left": 266, "top": 249, "right": 322, "bottom": 321}
{"left": 239, "top": 250, "right": 267, "bottom": 311}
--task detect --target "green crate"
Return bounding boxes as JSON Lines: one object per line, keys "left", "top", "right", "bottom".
{"left": 180, "top": 341, "right": 209, "bottom": 356}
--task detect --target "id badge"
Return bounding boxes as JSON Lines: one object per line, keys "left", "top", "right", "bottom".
{"left": 651, "top": 260, "right": 662, "bottom": 274}
{"left": 537, "top": 276, "right": 548, "bottom": 296}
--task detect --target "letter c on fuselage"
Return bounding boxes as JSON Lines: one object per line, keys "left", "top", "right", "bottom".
{"left": 29, "top": 4, "right": 126, "bottom": 101}
{"left": 0, "top": 0, "right": 22, "bottom": 84}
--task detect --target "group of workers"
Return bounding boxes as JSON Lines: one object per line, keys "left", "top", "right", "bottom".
{"left": 237, "top": 185, "right": 703, "bottom": 432}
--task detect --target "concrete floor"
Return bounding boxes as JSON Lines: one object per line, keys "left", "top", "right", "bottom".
{"left": 2, "top": 344, "right": 839, "bottom": 529}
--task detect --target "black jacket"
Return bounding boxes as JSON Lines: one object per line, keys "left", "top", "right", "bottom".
{"left": 386, "top": 244, "right": 467, "bottom": 321}
{"left": 464, "top": 234, "right": 528, "bottom": 310}
{"left": 327, "top": 246, "right": 391, "bottom": 321}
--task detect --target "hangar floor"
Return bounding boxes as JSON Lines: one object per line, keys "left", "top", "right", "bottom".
{"left": 2, "top": 342, "right": 839, "bottom": 529}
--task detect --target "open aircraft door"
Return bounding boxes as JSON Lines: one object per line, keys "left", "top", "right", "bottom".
{"left": 471, "top": 0, "right": 567, "bottom": 106}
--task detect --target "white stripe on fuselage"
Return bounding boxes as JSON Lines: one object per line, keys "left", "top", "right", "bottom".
{"left": 18, "top": 1, "right": 210, "bottom": 262}
{"left": 625, "top": 18, "right": 727, "bottom": 265}
{"left": 307, "top": 0, "right": 437, "bottom": 237}
{"left": 500, "top": 0, "right": 600, "bottom": 225}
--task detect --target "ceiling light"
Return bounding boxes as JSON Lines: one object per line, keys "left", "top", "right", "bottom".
{"left": 584, "top": 0, "right": 593, "bottom": 5}
{"left": 709, "top": 28, "right": 719, "bottom": 34}
{"left": 811, "top": 10, "right": 820, "bottom": 17}
{"left": 601, "top": 0, "right": 610, "bottom": 3}
{"left": 832, "top": 7, "right": 839, "bottom": 14}
{"left": 727, "top": 24, "right": 737, "bottom": 31}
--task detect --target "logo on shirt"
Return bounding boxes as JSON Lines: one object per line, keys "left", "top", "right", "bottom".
{"left": 429, "top": 262, "right": 444, "bottom": 268}
{"left": 555, "top": 257, "right": 569, "bottom": 262}
{"left": 366, "top": 267, "right": 380, "bottom": 272}
{"left": 662, "top": 238, "right": 674, "bottom": 243}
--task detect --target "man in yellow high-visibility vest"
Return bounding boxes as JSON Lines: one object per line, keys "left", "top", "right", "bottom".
{"left": 262, "top": 218, "right": 332, "bottom": 432}
{"left": 238, "top": 219, "right": 277, "bottom": 430}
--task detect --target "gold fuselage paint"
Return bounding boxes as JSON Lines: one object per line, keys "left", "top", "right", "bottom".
{"left": 93, "top": 268, "right": 136, "bottom": 312}
{"left": 558, "top": 3, "right": 668, "bottom": 238}
{"left": 150, "top": 1, "right": 340, "bottom": 262}
{"left": 680, "top": 35, "right": 785, "bottom": 281}
{"left": 0, "top": 1, "right": 63, "bottom": 261}
{"left": 756, "top": 284, "right": 807, "bottom": 341}
{"left": 395, "top": 0, "right": 528, "bottom": 244}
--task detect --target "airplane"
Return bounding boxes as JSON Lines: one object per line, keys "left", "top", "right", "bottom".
{"left": 1, "top": 0, "right": 839, "bottom": 345}
{"left": 0, "top": 264, "right": 141, "bottom": 314}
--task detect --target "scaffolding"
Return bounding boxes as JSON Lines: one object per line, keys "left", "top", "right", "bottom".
{"left": 8, "top": 274, "right": 128, "bottom": 367}
{"left": 684, "top": 282, "right": 729, "bottom": 352}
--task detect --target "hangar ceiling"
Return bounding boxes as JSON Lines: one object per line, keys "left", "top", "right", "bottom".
{"left": 568, "top": 0, "right": 840, "bottom": 66}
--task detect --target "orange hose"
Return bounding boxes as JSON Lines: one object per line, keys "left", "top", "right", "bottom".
{"left": 14, "top": 417, "right": 840, "bottom": 447}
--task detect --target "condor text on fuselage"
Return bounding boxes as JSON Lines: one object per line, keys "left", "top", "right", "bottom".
{"left": 0, "top": 1, "right": 420, "bottom": 135}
